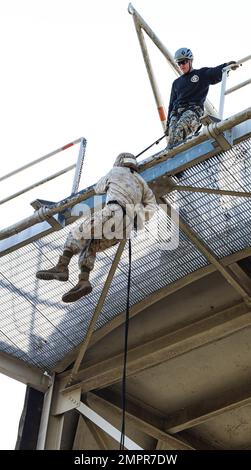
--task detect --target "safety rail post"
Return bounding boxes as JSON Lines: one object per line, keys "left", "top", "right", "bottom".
{"left": 219, "top": 54, "right": 251, "bottom": 119}
{"left": 0, "top": 138, "right": 81, "bottom": 183}
{"left": 0, "top": 137, "right": 85, "bottom": 206}
{"left": 71, "top": 138, "right": 87, "bottom": 195}
{"left": 219, "top": 69, "right": 228, "bottom": 119}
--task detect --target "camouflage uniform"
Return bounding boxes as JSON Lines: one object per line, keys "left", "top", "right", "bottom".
{"left": 168, "top": 105, "right": 203, "bottom": 147}
{"left": 63, "top": 166, "right": 156, "bottom": 273}
{"left": 63, "top": 203, "right": 129, "bottom": 271}
{"left": 36, "top": 154, "right": 157, "bottom": 302}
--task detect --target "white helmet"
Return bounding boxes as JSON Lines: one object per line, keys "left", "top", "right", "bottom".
{"left": 114, "top": 153, "right": 138, "bottom": 172}
{"left": 174, "top": 48, "right": 193, "bottom": 62}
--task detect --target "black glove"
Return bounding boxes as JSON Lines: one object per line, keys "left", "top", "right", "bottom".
{"left": 227, "top": 61, "right": 239, "bottom": 70}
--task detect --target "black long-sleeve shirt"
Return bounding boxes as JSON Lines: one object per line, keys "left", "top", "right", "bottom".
{"left": 167, "top": 63, "right": 227, "bottom": 120}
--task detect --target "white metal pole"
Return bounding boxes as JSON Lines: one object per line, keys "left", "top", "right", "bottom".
{"left": 0, "top": 138, "right": 81, "bottom": 183}
{"left": 219, "top": 54, "right": 251, "bottom": 115}
{"left": 71, "top": 138, "right": 87, "bottom": 195}
{"left": 225, "top": 78, "right": 251, "bottom": 96}
{"left": 237, "top": 54, "right": 251, "bottom": 65}
{"left": 219, "top": 69, "right": 228, "bottom": 119}
{"left": 36, "top": 374, "right": 54, "bottom": 450}
{"left": 132, "top": 15, "right": 167, "bottom": 136}
{"left": 128, "top": 3, "right": 219, "bottom": 117}
{"left": 0, "top": 164, "right": 76, "bottom": 206}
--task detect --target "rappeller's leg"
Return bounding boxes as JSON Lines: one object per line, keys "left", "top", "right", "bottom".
{"left": 61, "top": 239, "right": 94, "bottom": 302}
{"left": 35, "top": 207, "right": 98, "bottom": 282}
{"left": 62, "top": 238, "right": 121, "bottom": 303}
{"left": 62, "top": 205, "right": 123, "bottom": 303}
{"left": 35, "top": 230, "right": 80, "bottom": 282}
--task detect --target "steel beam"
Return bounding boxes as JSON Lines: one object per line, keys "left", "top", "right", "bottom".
{"left": 59, "top": 302, "right": 251, "bottom": 394}
{"left": 229, "top": 263, "right": 251, "bottom": 295}
{"left": 84, "top": 418, "right": 110, "bottom": 450}
{"left": 54, "top": 247, "right": 251, "bottom": 374}
{"left": 0, "top": 350, "right": 50, "bottom": 392}
{"left": 44, "top": 414, "right": 65, "bottom": 450}
{"left": 87, "top": 391, "right": 194, "bottom": 450}
{"left": 77, "top": 400, "right": 142, "bottom": 450}
{"left": 37, "top": 374, "right": 55, "bottom": 449}
{"left": 164, "top": 382, "right": 251, "bottom": 433}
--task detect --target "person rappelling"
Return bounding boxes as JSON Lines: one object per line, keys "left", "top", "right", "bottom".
{"left": 36, "top": 153, "right": 156, "bottom": 302}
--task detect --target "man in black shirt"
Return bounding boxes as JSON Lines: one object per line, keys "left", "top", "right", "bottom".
{"left": 166, "top": 48, "right": 238, "bottom": 149}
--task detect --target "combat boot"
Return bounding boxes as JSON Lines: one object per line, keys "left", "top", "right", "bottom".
{"left": 36, "top": 255, "right": 69, "bottom": 281}
{"left": 62, "top": 272, "right": 92, "bottom": 303}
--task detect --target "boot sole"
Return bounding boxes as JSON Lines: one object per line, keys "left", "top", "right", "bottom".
{"left": 62, "top": 286, "right": 92, "bottom": 303}
{"left": 36, "top": 272, "right": 69, "bottom": 282}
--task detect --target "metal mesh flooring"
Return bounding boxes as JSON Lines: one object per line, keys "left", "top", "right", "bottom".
{"left": 166, "top": 139, "right": 251, "bottom": 258}
{"left": 0, "top": 138, "right": 251, "bottom": 371}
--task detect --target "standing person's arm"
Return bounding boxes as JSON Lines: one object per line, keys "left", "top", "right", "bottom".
{"left": 203, "top": 63, "right": 228, "bottom": 84}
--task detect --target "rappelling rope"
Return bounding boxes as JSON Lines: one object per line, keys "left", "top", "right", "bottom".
{"left": 135, "top": 134, "right": 166, "bottom": 159}
{"left": 119, "top": 135, "right": 166, "bottom": 448}
{"left": 119, "top": 238, "right": 132, "bottom": 450}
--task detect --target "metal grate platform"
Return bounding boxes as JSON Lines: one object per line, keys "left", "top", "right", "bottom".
{"left": 0, "top": 137, "right": 251, "bottom": 371}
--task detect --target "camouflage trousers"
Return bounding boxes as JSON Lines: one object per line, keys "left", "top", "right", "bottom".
{"left": 168, "top": 106, "right": 203, "bottom": 147}
{"left": 63, "top": 203, "right": 131, "bottom": 271}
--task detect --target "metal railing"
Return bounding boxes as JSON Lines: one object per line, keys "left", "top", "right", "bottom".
{"left": 1, "top": 107, "right": 251, "bottom": 241}
{"left": 0, "top": 137, "right": 86, "bottom": 206}
{"left": 219, "top": 55, "right": 251, "bottom": 119}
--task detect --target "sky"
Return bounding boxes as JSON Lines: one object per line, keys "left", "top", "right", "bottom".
{"left": 0, "top": 0, "right": 250, "bottom": 450}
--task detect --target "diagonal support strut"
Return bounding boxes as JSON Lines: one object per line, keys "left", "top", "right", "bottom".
{"left": 65, "top": 240, "right": 127, "bottom": 386}
{"left": 158, "top": 196, "right": 251, "bottom": 307}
